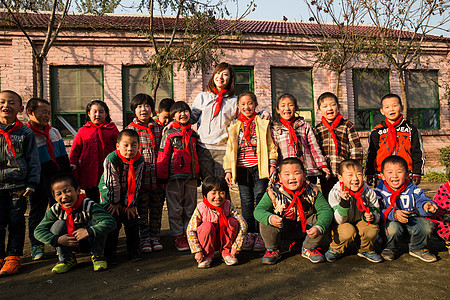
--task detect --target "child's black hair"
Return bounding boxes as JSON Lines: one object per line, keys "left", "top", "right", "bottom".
{"left": 381, "top": 93, "right": 402, "bottom": 107}
{"left": 1, "top": 90, "right": 23, "bottom": 105}
{"left": 158, "top": 98, "right": 175, "bottom": 113}
{"left": 117, "top": 128, "right": 139, "bottom": 143}
{"left": 51, "top": 173, "right": 79, "bottom": 191}
{"left": 317, "top": 92, "right": 339, "bottom": 108}
{"left": 338, "top": 159, "right": 363, "bottom": 175}
{"left": 202, "top": 175, "right": 228, "bottom": 198}
{"left": 279, "top": 157, "right": 305, "bottom": 173}
{"left": 274, "top": 93, "right": 299, "bottom": 121}
{"left": 381, "top": 155, "right": 408, "bottom": 173}
{"left": 238, "top": 91, "right": 258, "bottom": 106}
{"left": 130, "top": 93, "right": 155, "bottom": 115}
{"left": 169, "top": 101, "right": 191, "bottom": 120}
{"left": 26, "top": 97, "right": 51, "bottom": 113}
{"left": 85, "top": 99, "right": 111, "bottom": 123}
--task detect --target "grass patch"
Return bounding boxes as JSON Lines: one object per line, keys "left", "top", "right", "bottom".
{"left": 422, "top": 172, "right": 447, "bottom": 183}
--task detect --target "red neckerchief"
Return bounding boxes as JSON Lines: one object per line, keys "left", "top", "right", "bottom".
{"left": 321, "top": 113, "right": 343, "bottom": 156}
{"left": 128, "top": 120, "right": 156, "bottom": 151}
{"left": 341, "top": 182, "right": 371, "bottom": 225}
{"left": 60, "top": 194, "right": 86, "bottom": 237}
{"left": 383, "top": 179, "right": 409, "bottom": 232}
{"left": 202, "top": 197, "right": 230, "bottom": 247}
{"left": 89, "top": 121, "right": 106, "bottom": 160}
{"left": 445, "top": 181, "right": 450, "bottom": 194}
{"left": 237, "top": 112, "right": 257, "bottom": 146}
{"left": 0, "top": 118, "right": 23, "bottom": 163}
{"left": 172, "top": 121, "right": 192, "bottom": 156}
{"left": 154, "top": 119, "right": 165, "bottom": 127}
{"left": 116, "top": 149, "right": 142, "bottom": 211}
{"left": 282, "top": 184, "right": 307, "bottom": 232}
{"left": 26, "top": 122, "right": 58, "bottom": 169}
{"left": 280, "top": 117, "right": 298, "bottom": 153}
{"left": 385, "top": 116, "right": 403, "bottom": 153}
{"left": 212, "top": 88, "right": 227, "bottom": 120}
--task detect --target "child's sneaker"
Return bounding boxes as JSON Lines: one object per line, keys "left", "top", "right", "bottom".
{"left": 242, "top": 233, "right": 255, "bottom": 251}
{"left": 150, "top": 238, "right": 163, "bottom": 251}
{"left": 302, "top": 247, "right": 325, "bottom": 263}
{"left": 31, "top": 245, "right": 45, "bottom": 261}
{"left": 174, "top": 235, "right": 189, "bottom": 251}
{"left": 0, "top": 256, "right": 21, "bottom": 276}
{"left": 140, "top": 238, "right": 153, "bottom": 253}
{"left": 325, "top": 248, "right": 341, "bottom": 263}
{"left": 222, "top": 255, "right": 239, "bottom": 266}
{"left": 91, "top": 256, "right": 108, "bottom": 271}
{"left": 51, "top": 257, "right": 77, "bottom": 274}
{"left": 197, "top": 257, "right": 212, "bottom": 269}
{"left": 381, "top": 248, "right": 395, "bottom": 261}
{"left": 357, "top": 251, "right": 383, "bottom": 263}
{"left": 261, "top": 249, "right": 281, "bottom": 265}
{"left": 129, "top": 251, "right": 143, "bottom": 262}
{"left": 253, "top": 234, "right": 265, "bottom": 252}
{"left": 409, "top": 249, "right": 437, "bottom": 262}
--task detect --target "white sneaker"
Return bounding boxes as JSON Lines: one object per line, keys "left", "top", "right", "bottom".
{"left": 197, "top": 257, "right": 212, "bottom": 269}
{"left": 222, "top": 255, "right": 238, "bottom": 266}
{"left": 140, "top": 238, "right": 152, "bottom": 253}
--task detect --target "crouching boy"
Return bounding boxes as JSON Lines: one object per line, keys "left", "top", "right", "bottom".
{"left": 376, "top": 155, "right": 438, "bottom": 262}
{"left": 325, "top": 159, "right": 382, "bottom": 263}
{"left": 254, "top": 158, "right": 333, "bottom": 264}
{"left": 34, "top": 174, "right": 116, "bottom": 273}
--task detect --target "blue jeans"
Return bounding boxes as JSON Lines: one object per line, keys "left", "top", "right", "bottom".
{"left": 0, "top": 189, "right": 27, "bottom": 257}
{"left": 386, "top": 217, "right": 435, "bottom": 251}
{"left": 237, "top": 166, "right": 269, "bottom": 233}
{"left": 51, "top": 220, "right": 107, "bottom": 261}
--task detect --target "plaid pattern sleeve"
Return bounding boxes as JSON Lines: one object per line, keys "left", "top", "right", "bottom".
{"left": 347, "top": 120, "right": 363, "bottom": 163}
{"left": 229, "top": 203, "right": 248, "bottom": 251}
{"left": 186, "top": 207, "right": 202, "bottom": 253}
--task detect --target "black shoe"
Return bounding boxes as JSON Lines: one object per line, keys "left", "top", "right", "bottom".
{"left": 129, "top": 251, "right": 142, "bottom": 262}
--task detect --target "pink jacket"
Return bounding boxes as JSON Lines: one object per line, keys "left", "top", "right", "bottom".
{"left": 197, "top": 200, "right": 231, "bottom": 223}
{"left": 69, "top": 122, "right": 119, "bottom": 189}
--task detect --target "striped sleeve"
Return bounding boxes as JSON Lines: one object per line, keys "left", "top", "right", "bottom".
{"left": 186, "top": 207, "right": 203, "bottom": 253}
{"left": 103, "top": 158, "right": 121, "bottom": 205}
{"left": 306, "top": 124, "right": 328, "bottom": 169}
{"left": 347, "top": 121, "right": 363, "bottom": 164}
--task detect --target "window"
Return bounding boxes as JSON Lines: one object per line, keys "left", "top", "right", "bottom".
{"left": 50, "top": 66, "right": 103, "bottom": 137}
{"left": 406, "top": 70, "right": 439, "bottom": 129}
{"left": 122, "top": 66, "right": 173, "bottom": 126}
{"left": 271, "top": 67, "right": 314, "bottom": 123}
{"left": 234, "top": 66, "right": 254, "bottom": 95}
{"left": 353, "top": 69, "right": 390, "bottom": 131}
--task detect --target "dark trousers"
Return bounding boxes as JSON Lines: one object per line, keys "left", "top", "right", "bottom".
{"left": 237, "top": 166, "right": 269, "bottom": 233}
{"left": 51, "top": 220, "right": 106, "bottom": 261}
{"left": 29, "top": 174, "right": 54, "bottom": 247}
{"left": 85, "top": 187, "right": 100, "bottom": 203}
{"left": 105, "top": 211, "right": 140, "bottom": 259}
{"left": 319, "top": 175, "right": 339, "bottom": 201}
{"left": 0, "top": 188, "right": 27, "bottom": 258}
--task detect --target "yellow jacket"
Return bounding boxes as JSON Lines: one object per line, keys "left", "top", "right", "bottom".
{"left": 223, "top": 116, "right": 278, "bottom": 183}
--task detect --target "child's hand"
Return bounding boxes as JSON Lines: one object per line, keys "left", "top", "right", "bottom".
{"left": 231, "top": 247, "right": 238, "bottom": 257}
{"left": 306, "top": 227, "right": 320, "bottom": 238}
{"left": 364, "top": 212, "right": 374, "bottom": 222}
{"left": 322, "top": 167, "right": 331, "bottom": 180}
{"left": 23, "top": 188, "right": 33, "bottom": 197}
{"left": 126, "top": 206, "right": 137, "bottom": 219}
{"left": 73, "top": 228, "right": 89, "bottom": 241}
{"left": 107, "top": 203, "right": 122, "bottom": 216}
{"left": 194, "top": 252, "right": 204, "bottom": 263}
{"left": 412, "top": 175, "right": 421, "bottom": 186}
{"left": 340, "top": 184, "right": 350, "bottom": 200}
{"left": 58, "top": 234, "right": 79, "bottom": 247}
{"left": 225, "top": 172, "right": 233, "bottom": 186}
{"left": 269, "top": 214, "right": 283, "bottom": 228}
{"left": 260, "top": 110, "right": 271, "bottom": 120}
{"left": 423, "top": 202, "right": 438, "bottom": 214}
{"left": 269, "top": 166, "right": 277, "bottom": 177}
{"left": 395, "top": 210, "right": 410, "bottom": 223}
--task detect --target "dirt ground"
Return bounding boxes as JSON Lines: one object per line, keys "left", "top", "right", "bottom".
{"left": 1, "top": 182, "right": 449, "bottom": 299}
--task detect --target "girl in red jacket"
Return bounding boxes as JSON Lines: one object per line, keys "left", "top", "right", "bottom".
{"left": 69, "top": 100, "right": 119, "bottom": 202}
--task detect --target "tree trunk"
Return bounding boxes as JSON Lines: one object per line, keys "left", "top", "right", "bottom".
{"left": 335, "top": 70, "right": 341, "bottom": 100}
{"left": 34, "top": 55, "right": 44, "bottom": 98}
{"left": 152, "top": 75, "right": 161, "bottom": 106}
{"left": 398, "top": 68, "right": 408, "bottom": 118}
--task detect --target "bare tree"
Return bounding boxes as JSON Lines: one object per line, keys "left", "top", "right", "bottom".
{"left": 361, "top": 0, "right": 450, "bottom": 116}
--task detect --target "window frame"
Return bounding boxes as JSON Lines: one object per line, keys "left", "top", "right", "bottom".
{"left": 270, "top": 67, "right": 315, "bottom": 124}
{"left": 233, "top": 66, "right": 254, "bottom": 94}
{"left": 122, "top": 65, "right": 174, "bottom": 126}
{"left": 50, "top": 65, "right": 104, "bottom": 138}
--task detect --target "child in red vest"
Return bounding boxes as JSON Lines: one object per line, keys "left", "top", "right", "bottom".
{"left": 186, "top": 175, "right": 247, "bottom": 268}
{"left": 69, "top": 100, "right": 119, "bottom": 202}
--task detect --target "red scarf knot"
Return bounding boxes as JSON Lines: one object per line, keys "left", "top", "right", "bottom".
{"left": 237, "top": 112, "right": 257, "bottom": 146}
{"left": 383, "top": 179, "right": 409, "bottom": 232}
{"left": 129, "top": 121, "right": 156, "bottom": 151}
{"left": 282, "top": 184, "right": 307, "bottom": 232}
{"left": 172, "top": 121, "right": 192, "bottom": 156}
{"left": 26, "top": 122, "right": 58, "bottom": 169}
{"left": 60, "top": 194, "right": 86, "bottom": 237}
{"left": 341, "top": 182, "right": 371, "bottom": 225}
{"left": 385, "top": 116, "right": 403, "bottom": 154}
{"left": 116, "top": 149, "right": 142, "bottom": 210}
{"left": 202, "top": 197, "right": 230, "bottom": 247}
{"left": 0, "top": 118, "right": 23, "bottom": 163}
{"left": 321, "top": 113, "right": 343, "bottom": 156}
{"left": 212, "top": 88, "right": 227, "bottom": 120}
{"left": 280, "top": 117, "right": 299, "bottom": 153}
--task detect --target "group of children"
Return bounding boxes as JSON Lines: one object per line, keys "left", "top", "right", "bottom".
{"left": 0, "top": 63, "right": 449, "bottom": 275}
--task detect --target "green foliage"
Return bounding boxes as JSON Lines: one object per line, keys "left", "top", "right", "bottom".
{"left": 422, "top": 172, "right": 447, "bottom": 183}
{"left": 439, "top": 146, "right": 450, "bottom": 168}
